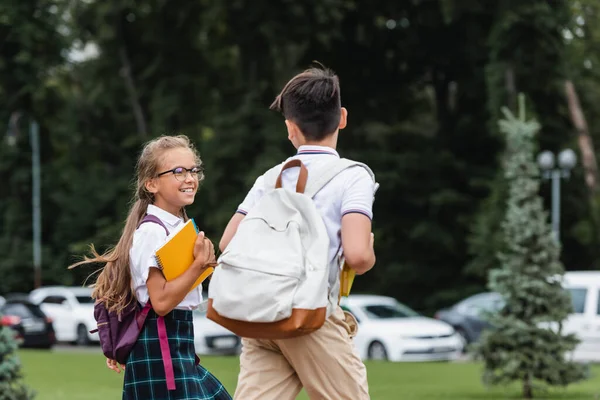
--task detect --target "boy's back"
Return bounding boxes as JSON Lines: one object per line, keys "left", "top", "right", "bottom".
{"left": 237, "top": 144, "right": 375, "bottom": 286}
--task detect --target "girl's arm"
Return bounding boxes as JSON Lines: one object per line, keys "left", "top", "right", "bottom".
{"left": 146, "top": 232, "right": 216, "bottom": 316}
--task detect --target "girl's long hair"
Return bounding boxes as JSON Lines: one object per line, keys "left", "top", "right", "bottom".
{"left": 69, "top": 135, "right": 204, "bottom": 314}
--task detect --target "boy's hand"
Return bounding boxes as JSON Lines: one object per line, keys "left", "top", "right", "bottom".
{"left": 106, "top": 358, "right": 125, "bottom": 373}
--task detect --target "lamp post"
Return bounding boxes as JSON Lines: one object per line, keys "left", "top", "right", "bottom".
{"left": 537, "top": 149, "right": 577, "bottom": 243}
{"left": 6, "top": 112, "right": 42, "bottom": 289}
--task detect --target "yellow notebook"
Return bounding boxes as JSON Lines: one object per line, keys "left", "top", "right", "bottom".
{"left": 340, "top": 261, "right": 356, "bottom": 298}
{"left": 155, "top": 219, "right": 214, "bottom": 291}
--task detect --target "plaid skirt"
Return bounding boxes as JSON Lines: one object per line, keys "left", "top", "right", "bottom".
{"left": 123, "top": 309, "right": 231, "bottom": 400}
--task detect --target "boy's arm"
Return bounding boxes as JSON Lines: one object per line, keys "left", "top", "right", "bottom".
{"left": 219, "top": 174, "right": 266, "bottom": 252}
{"left": 219, "top": 213, "right": 245, "bottom": 252}
{"left": 340, "top": 167, "right": 377, "bottom": 275}
{"left": 341, "top": 214, "right": 375, "bottom": 275}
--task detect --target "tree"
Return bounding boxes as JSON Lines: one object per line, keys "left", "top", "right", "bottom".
{"left": 0, "top": 324, "right": 34, "bottom": 400}
{"left": 467, "top": 0, "right": 583, "bottom": 282}
{"left": 475, "top": 96, "right": 586, "bottom": 399}
{"left": 0, "top": 0, "right": 67, "bottom": 293}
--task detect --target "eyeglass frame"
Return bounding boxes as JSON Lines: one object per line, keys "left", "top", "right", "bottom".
{"left": 156, "top": 166, "right": 202, "bottom": 181}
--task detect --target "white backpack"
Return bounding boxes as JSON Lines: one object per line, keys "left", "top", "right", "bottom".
{"left": 207, "top": 157, "right": 376, "bottom": 339}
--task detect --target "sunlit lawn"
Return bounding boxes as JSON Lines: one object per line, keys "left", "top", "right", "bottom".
{"left": 17, "top": 348, "right": 600, "bottom": 399}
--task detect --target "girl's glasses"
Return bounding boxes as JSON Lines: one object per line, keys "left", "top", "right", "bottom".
{"left": 157, "top": 166, "right": 202, "bottom": 182}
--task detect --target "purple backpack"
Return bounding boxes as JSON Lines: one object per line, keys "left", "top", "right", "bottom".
{"left": 90, "top": 294, "right": 153, "bottom": 364}
{"left": 90, "top": 215, "right": 176, "bottom": 388}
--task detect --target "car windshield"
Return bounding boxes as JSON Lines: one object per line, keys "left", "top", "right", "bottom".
{"left": 75, "top": 296, "right": 95, "bottom": 304}
{"left": 361, "top": 303, "right": 419, "bottom": 319}
{"left": 458, "top": 293, "right": 504, "bottom": 316}
{"left": 1, "top": 303, "right": 46, "bottom": 318}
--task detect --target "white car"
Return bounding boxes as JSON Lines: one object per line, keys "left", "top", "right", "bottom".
{"left": 562, "top": 271, "right": 600, "bottom": 362}
{"left": 340, "top": 295, "right": 463, "bottom": 362}
{"left": 29, "top": 286, "right": 98, "bottom": 345}
{"left": 193, "top": 307, "right": 240, "bottom": 356}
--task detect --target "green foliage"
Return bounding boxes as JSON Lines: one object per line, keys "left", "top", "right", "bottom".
{"left": 0, "top": 0, "right": 67, "bottom": 294}
{"left": 0, "top": 326, "right": 34, "bottom": 400}
{"left": 467, "top": 0, "right": 600, "bottom": 282}
{"left": 475, "top": 99, "right": 586, "bottom": 398}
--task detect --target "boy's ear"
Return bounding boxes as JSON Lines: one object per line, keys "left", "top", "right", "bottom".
{"left": 339, "top": 107, "right": 348, "bottom": 130}
{"left": 285, "top": 119, "right": 302, "bottom": 142}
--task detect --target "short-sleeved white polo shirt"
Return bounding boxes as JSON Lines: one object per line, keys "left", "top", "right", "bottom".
{"left": 236, "top": 145, "right": 376, "bottom": 286}
{"left": 129, "top": 204, "right": 203, "bottom": 310}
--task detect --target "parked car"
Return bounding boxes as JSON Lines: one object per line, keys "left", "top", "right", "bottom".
{"left": 29, "top": 286, "right": 98, "bottom": 345}
{"left": 193, "top": 306, "right": 240, "bottom": 356}
{"left": 0, "top": 297, "right": 56, "bottom": 349}
{"left": 339, "top": 295, "right": 463, "bottom": 362}
{"left": 434, "top": 292, "right": 504, "bottom": 345}
{"left": 562, "top": 271, "right": 600, "bottom": 362}
{"left": 435, "top": 271, "right": 600, "bottom": 362}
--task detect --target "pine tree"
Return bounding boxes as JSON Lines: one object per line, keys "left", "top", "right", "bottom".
{"left": 474, "top": 96, "right": 587, "bottom": 399}
{"left": 0, "top": 323, "right": 34, "bottom": 400}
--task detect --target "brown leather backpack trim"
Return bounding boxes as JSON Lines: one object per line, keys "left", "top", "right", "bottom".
{"left": 206, "top": 299, "right": 326, "bottom": 339}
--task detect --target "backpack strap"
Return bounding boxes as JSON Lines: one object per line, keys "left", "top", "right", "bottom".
{"left": 262, "top": 163, "right": 285, "bottom": 192}
{"left": 135, "top": 216, "right": 175, "bottom": 390}
{"left": 304, "top": 158, "right": 377, "bottom": 198}
{"left": 275, "top": 159, "right": 308, "bottom": 193}
{"left": 157, "top": 314, "right": 176, "bottom": 390}
{"left": 138, "top": 214, "right": 170, "bottom": 236}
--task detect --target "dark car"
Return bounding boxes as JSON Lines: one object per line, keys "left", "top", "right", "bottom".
{"left": 434, "top": 292, "right": 504, "bottom": 346}
{"left": 0, "top": 298, "right": 56, "bottom": 349}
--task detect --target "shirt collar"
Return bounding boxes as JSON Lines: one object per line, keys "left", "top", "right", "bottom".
{"left": 296, "top": 145, "right": 339, "bottom": 157}
{"left": 146, "top": 204, "right": 184, "bottom": 227}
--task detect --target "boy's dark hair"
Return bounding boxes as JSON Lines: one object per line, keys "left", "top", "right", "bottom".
{"left": 270, "top": 65, "right": 341, "bottom": 141}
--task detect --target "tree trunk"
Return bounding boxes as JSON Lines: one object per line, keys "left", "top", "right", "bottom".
{"left": 523, "top": 375, "right": 533, "bottom": 399}
{"left": 505, "top": 64, "right": 517, "bottom": 112}
{"left": 119, "top": 46, "right": 148, "bottom": 138}
{"left": 565, "top": 80, "right": 598, "bottom": 195}
{"left": 113, "top": 5, "right": 147, "bottom": 138}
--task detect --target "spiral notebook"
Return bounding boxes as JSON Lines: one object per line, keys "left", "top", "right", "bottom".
{"left": 155, "top": 219, "right": 214, "bottom": 292}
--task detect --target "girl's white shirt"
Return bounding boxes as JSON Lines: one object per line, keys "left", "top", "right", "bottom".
{"left": 129, "top": 204, "right": 203, "bottom": 310}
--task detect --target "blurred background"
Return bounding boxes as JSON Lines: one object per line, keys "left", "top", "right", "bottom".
{"left": 3, "top": 0, "right": 600, "bottom": 315}
{"left": 3, "top": 0, "right": 600, "bottom": 398}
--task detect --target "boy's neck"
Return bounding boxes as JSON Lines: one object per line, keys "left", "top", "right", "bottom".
{"left": 299, "top": 134, "right": 338, "bottom": 150}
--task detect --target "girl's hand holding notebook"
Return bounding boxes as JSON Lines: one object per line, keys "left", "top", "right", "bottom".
{"left": 155, "top": 219, "right": 215, "bottom": 292}
{"left": 193, "top": 231, "right": 217, "bottom": 269}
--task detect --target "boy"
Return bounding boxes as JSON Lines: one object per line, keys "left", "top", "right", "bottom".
{"left": 219, "top": 65, "right": 376, "bottom": 400}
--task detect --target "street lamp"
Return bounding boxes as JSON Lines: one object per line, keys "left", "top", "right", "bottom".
{"left": 537, "top": 149, "right": 577, "bottom": 243}
{"left": 6, "top": 112, "right": 42, "bottom": 289}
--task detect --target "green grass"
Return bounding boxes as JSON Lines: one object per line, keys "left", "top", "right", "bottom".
{"left": 17, "top": 349, "right": 600, "bottom": 399}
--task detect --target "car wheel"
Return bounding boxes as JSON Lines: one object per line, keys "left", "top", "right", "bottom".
{"left": 367, "top": 341, "right": 388, "bottom": 361}
{"left": 76, "top": 324, "right": 90, "bottom": 346}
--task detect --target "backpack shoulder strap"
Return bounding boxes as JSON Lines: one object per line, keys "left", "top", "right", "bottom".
{"left": 304, "top": 158, "right": 376, "bottom": 198}
{"left": 137, "top": 214, "right": 170, "bottom": 236}
{"left": 262, "top": 162, "right": 286, "bottom": 192}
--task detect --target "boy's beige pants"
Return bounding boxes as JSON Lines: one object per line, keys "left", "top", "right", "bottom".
{"left": 233, "top": 306, "right": 370, "bottom": 400}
